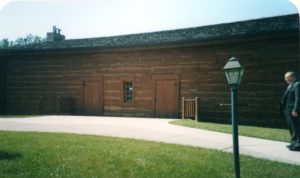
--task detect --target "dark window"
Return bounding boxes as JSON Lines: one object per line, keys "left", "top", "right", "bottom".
{"left": 124, "top": 81, "right": 133, "bottom": 102}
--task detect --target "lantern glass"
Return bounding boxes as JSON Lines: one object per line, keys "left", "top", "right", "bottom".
{"left": 225, "top": 68, "right": 244, "bottom": 85}
{"left": 223, "top": 57, "right": 244, "bottom": 86}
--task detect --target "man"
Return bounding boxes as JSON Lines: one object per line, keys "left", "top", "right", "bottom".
{"left": 281, "top": 71, "right": 300, "bottom": 151}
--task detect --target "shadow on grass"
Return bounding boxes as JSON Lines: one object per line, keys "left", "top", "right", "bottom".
{"left": 0, "top": 151, "right": 22, "bottom": 160}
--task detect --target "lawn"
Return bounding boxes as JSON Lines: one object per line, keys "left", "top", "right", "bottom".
{"left": 170, "top": 119, "right": 290, "bottom": 142}
{"left": 0, "top": 131, "right": 299, "bottom": 178}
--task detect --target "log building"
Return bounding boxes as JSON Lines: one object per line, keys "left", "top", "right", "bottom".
{"left": 0, "top": 14, "right": 299, "bottom": 127}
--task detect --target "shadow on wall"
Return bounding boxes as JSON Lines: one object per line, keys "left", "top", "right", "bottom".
{"left": 39, "top": 96, "right": 74, "bottom": 115}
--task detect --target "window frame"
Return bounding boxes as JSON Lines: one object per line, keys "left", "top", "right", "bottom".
{"left": 120, "top": 76, "right": 135, "bottom": 107}
{"left": 123, "top": 81, "right": 133, "bottom": 103}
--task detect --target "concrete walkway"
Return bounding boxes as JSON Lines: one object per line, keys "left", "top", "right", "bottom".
{"left": 0, "top": 115, "right": 299, "bottom": 165}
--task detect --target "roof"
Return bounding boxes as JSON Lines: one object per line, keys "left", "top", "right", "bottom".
{"left": 2, "top": 14, "right": 299, "bottom": 52}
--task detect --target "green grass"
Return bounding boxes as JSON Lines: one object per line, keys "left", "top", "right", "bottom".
{"left": 0, "top": 131, "right": 299, "bottom": 178}
{"left": 170, "top": 119, "right": 290, "bottom": 142}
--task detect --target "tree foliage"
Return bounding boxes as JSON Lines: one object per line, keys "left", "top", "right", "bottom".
{"left": 0, "top": 34, "right": 46, "bottom": 49}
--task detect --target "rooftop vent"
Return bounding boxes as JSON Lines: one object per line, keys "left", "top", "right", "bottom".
{"left": 46, "top": 26, "right": 65, "bottom": 42}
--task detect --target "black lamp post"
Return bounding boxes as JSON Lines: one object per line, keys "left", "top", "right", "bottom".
{"left": 223, "top": 56, "right": 244, "bottom": 178}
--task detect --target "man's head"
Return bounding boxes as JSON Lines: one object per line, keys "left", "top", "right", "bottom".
{"left": 284, "top": 71, "right": 296, "bottom": 84}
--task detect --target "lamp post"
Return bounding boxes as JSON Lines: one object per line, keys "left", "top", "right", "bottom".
{"left": 223, "top": 56, "right": 244, "bottom": 178}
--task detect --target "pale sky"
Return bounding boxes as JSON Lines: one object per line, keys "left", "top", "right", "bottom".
{"left": 0, "top": 0, "right": 299, "bottom": 41}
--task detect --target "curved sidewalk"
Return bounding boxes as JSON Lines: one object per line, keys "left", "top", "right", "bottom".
{"left": 0, "top": 115, "right": 299, "bottom": 165}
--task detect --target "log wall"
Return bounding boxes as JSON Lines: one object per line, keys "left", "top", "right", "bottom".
{"left": 0, "top": 58, "right": 6, "bottom": 114}
{"left": 2, "top": 32, "right": 299, "bottom": 127}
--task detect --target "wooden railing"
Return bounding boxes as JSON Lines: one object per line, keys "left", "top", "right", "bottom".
{"left": 181, "top": 97, "right": 198, "bottom": 121}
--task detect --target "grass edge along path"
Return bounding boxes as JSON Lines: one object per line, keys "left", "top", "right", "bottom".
{"left": 0, "top": 131, "right": 299, "bottom": 178}
{"left": 170, "top": 119, "right": 290, "bottom": 142}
